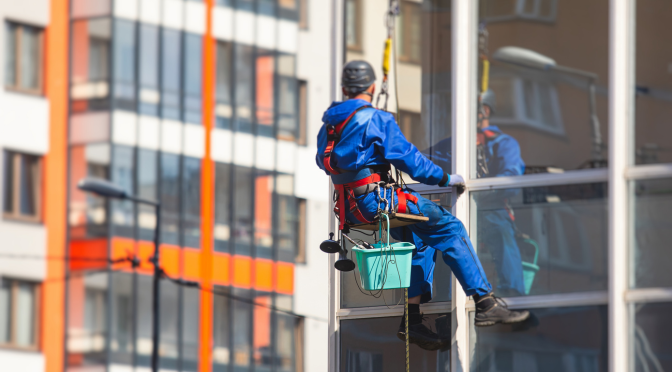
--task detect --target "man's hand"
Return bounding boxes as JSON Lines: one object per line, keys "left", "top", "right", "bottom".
{"left": 440, "top": 174, "right": 466, "bottom": 195}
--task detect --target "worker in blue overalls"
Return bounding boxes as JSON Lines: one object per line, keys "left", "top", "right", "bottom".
{"left": 316, "top": 61, "right": 529, "bottom": 351}
{"left": 423, "top": 90, "right": 527, "bottom": 297}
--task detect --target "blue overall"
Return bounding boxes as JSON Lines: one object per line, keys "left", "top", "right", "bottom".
{"left": 316, "top": 99, "right": 492, "bottom": 301}
{"left": 424, "top": 126, "right": 527, "bottom": 295}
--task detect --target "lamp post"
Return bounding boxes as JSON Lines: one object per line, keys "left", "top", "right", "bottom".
{"left": 77, "top": 177, "right": 162, "bottom": 372}
{"left": 492, "top": 46, "right": 604, "bottom": 167}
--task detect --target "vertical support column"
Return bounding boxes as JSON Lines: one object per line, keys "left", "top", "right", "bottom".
{"left": 200, "top": 1, "right": 216, "bottom": 371}
{"left": 451, "top": 0, "right": 478, "bottom": 371}
{"left": 609, "top": 0, "right": 634, "bottom": 371}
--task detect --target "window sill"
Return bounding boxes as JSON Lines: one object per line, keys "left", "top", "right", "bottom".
{"left": 3, "top": 86, "right": 43, "bottom": 98}
{"left": 2, "top": 213, "right": 42, "bottom": 225}
{"left": 0, "top": 344, "right": 40, "bottom": 353}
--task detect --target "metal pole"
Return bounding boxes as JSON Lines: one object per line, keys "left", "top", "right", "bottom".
{"left": 151, "top": 204, "right": 161, "bottom": 372}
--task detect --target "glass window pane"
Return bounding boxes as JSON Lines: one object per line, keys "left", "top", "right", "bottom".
{"left": 632, "top": 302, "right": 672, "bottom": 372}
{"left": 340, "top": 315, "right": 451, "bottom": 372}
{"left": 111, "top": 146, "right": 135, "bottom": 238}
{"left": 470, "top": 305, "right": 608, "bottom": 372}
{"left": 277, "top": 54, "right": 297, "bottom": 141}
{"left": 113, "top": 19, "right": 136, "bottom": 110}
{"left": 275, "top": 313, "right": 295, "bottom": 372}
{"left": 20, "top": 25, "right": 40, "bottom": 90}
{"left": 255, "top": 170, "right": 274, "bottom": 259}
{"left": 234, "top": 166, "right": 253, "bottom": 255}
{"left": 5, "top": 23, "right": 17, "bottom": 86}
{"left": 139, "top": 24, "right": 160, "bottom": 116}
{"left": 216, "top": 42, "right": 233, "bottom": 129}
{"left": 3, "top": 152, "right": 14, "bottom": 213}
{"left": 474, "top": 0, "right": 609, "bottom": 177}
{"left": 110, "top": 273, "right": 133, "bottom": 364}
{"left": 160, "top": 153, "right": 181, "bottom": 245}
{"left": 213, "top": 286, "right": 230, "bottom": 370}
{"left": 631, "top": 178, "right": 672, "bottom": 289}
{"left": 182, "top": 287, "right": 200, "bottom": 372}
{"left": 18, "top": 154, "right": 40, "bottom": 217}
{"left": 0, "top": 279, "right": 11, "bottom": 343}
{"left": 634, "top": 0, "right": 672, "bottom": 165}
{"left": 471, "top": 183, "right": 608, "bottom": 297}
{"left": 235, "top": 44, "right": 254, "bottom": 133}
{"left": 71, "top": 18, "right": 111, "bottom": 112}
{"left": 137, "top": 149, "right": 158, "bottom": 241}
{"left": 232, "top": 288, "right": 252, "bottom": 368}
{"left": 215, "top": 162, "right": 231, "bottom": 252}
{"left": 182, "top": 157, "right": 201, "bottom": 248}
{"left": 69, "top": 144, "right": 110, "bottom": 239}
{"left": 162, "top": 29, "right": 182, "bottom": 120}
{"left": 184, "top": 33, "right": 203, "bottom": 124}
{"left": 256, "top": 49, "right": 275, "bottom": 137}
{"left": 67, "top": 272, "right": 108, "bottom": 367}
{"left": 135, "top": 275, "right": 153, "bottom": 367}
{"left": 276, "top": 175, "right": 296, "bottom": 262}
{"left": 253, "top": 293, "right": 273, "bottom": 370}
{"left": 160, "top": 281, "right": 179, "bottom": 369}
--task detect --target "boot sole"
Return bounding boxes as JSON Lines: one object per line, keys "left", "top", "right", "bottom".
{"left": 397, "top": 331, "right": 446, "bottom": 351}
{"left": 474, "top": 310, "right": 530, "bottom": 327}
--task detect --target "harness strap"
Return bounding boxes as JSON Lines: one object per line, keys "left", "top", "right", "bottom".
{"left": 395, "top": 188, "right": 418, "bottom": 214}
{"left": 333, "top": 173, "right": 383, "bottom": 230}
{"left": 323, "top": 105, "right": 372, "bottom": 175}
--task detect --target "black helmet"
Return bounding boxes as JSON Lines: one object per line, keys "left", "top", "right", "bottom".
{"left": 480, "top": 89, "right": 496, "bottom": 114}
{"left": 341, "top": 60, "right": 376, "bottom": 95}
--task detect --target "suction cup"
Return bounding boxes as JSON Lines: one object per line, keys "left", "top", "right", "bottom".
{"left": 320, "top": 233, "right": 341, "bottom": 254}
{"left": 334, "top": 250, "right": 356, "bottom": 272}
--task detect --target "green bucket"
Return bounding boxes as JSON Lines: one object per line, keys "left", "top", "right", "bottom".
{"left": 519, "top": 238, "right": 540, "bottom": 295}
{"left": 352, "top": 242, "right": 415, "bottom": 291}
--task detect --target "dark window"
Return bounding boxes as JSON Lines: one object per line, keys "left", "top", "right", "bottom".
{"left": 70, "top": 18, "right": 111, "bottom": 112}
{"left": 162, "top": 29, "right": 182, "bottom": 120}
{"left": 232, "top": 288, "right": 252, "bottom": 368}
{"left": 160, "top": 281, "right": 180, "bottom": 369}
{"left": 277, "top": 54, "right": 298, "bottom": 141}
{"left": 160, "top": 153, "right": 181, "bottom": 245}
{"left": 275, "top": 295, "right": 295, "bottom": 372}
{"left": 110, "top": 273, "right": 133, "bottom": 365}
{"left": 111, "top": 146, "right": 135, "bottom": 238}
{"left": 633, "top": 302, "right": 672, "bottom": 372}
{"left": 295, "top": 317, "right": 305, "bottom": 372}
{"left": 256, "top": 48, "right": 275, "bottom": 137}
{"left": 4, "top": 21, "right": 43, "bottom": 94}
{"left": 255, "top": 170, "right": 274, "bottom": 259}
{"left": 215, "top": 162, "right": 232, "bottom": 252}
{"left": 345, "top": 0, "right": 362, "bottom": 51}
{"left": 299, "top": 0, "right": 309, "bottom": 29}
{"left": 297, "top": 80, "right": 308, "bottom": 145}
{"left": 279, "top": 0, "right": 299, "bottom": 20}
{"left": 137, "top": 149, "right": 158, "bottom": 241}
{"left": 139, "top": 24, "right": 160, "bottom": 116}
{"left": 216, "top": 42, "right": 233, "bottom": 129}
{"left": 212, "top": 286, "right": 231, "bottom": 371}
{"left": 135, "top": 275, "right": 153, "bottom": 367}
{"left": 182, "top": 156, "right": 201, "bottom": 248}
{"left": 258, "top": 0, "right": 276, "bottom": 16}
{"left": 235, "top": 0, "right": 254, "bottom": 12}
{"left": 398, "top": 110, "right": 423, "bottom": 148}
{"left": 399, "top": 1, "right": 422, "bottom": 64}
{"left": 182, "top": 287, "right": 200, "bottom": 371}
{"left": 0, "top": 278, "right": 39, "bottom": 349}
{"left": 276, "top": 175, "right": 296, "bottom": 262}
{"left": 3, "top": 150, "right": 42, "bottom": 222}
{"left": 234, "top": 44, "right": 254, "bottom": 133}
{"left": 113, "top": 19, "right": 136, "bottom": 110}
{"left": 233, "top": 166, "right": 253, "bottom": 255}
{"left": 66, "top": 272, "right": 108, "bottom": 368}
{"left": 295, "top": 198, "right": 307, "bottom": 264}
{"left": 184, "top": 33, "right": 203, "bottom": 124}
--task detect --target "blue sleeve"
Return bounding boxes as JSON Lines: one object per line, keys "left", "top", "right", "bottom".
{"left": 367, "top": 112, "right": 445, "bottom": 185}
{"left": 492, "top": 136, "right": 525, "bottom": 177}
{"left": 315, "top": 124, "right": 329, "bottom": 174}
{"left": 421, "top": 138, "right": 452, "bottom": 173}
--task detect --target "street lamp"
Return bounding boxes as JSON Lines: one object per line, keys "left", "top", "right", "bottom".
{"left": 77, "top": 177, "right": 162, "bottom": 372}
{"left": 492, "top": 46, "right": 605, "bottom": 167}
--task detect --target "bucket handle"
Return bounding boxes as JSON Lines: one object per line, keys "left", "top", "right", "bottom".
{"left": 523, "top": 238, "right": 540, "bottom": 266}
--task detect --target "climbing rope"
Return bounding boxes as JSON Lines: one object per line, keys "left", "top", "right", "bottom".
{"left": 375, "top": 0, "right": 399, "bottom": 111}
{"left": 405, "top": 288, "right": 409, "bottom": 372}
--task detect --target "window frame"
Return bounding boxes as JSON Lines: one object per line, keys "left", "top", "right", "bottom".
{"left": 295, "top": 198, "right": 307, "bottom": 264}
{"left": 3, "top": 151, "right": 43, "bottom": 223}
{"left": 344, "top": 0, "right": 363, "bottom": 52}
{"left": 4, "top": 21, "right": 44, "bottom": 95}
{"left": 0, "top": 278, "right": 41, "bottom": 351}
{"left": 398, "top": 0, "right": 422, "bottom": 65}
{"left": 297, "top": 80, "right": 308, "bottom": 146}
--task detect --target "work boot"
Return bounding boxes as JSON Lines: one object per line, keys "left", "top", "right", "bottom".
{"left": 473, "top": 293, "right": 530, "bottom": 327}
{"left": 396, "top": 310, "right": 449, "bottom": 351}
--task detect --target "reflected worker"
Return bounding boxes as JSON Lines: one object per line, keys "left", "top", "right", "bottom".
{"left": 316, "top": 61, "right": 529, "bottom": 351}
{"left": 424, "top": 90, "right": 527, "bottom": 296}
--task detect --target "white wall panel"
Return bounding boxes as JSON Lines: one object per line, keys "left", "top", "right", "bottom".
{"left": 276, "top": 140, "right": 296, "bottom": 174}
{"left": 184, "top": 0, "right": 206, "bottom": 34}
{"left": 109, "top": 365, "right": 133, "bottom": 372}
{"left": 0, "top": 92, "right": 50, "bottom": 154}
{"left": 161, "top": 120, "right": 183, "bottom": 154}
{"left": 183, "top": 124, "right": 205, "bottom": 158}
{"left": 114, "top": 0, "right": 139, "bottom": 20}
{"left": 211, "top": 128, "right": 232, "bottom": 163}
{"left": 85, "top": 143, "right": 111, "bottom": 165}
{"left": 234, "top": 10, "right": 255, "bottom": 45}
{"left": 255, "top": 15, "right": 276, "bottom": 50}
{"left": 233, "top": 132, "right": 254, "bottom": 167}
{"left": 2, "top": 0, "right": 51, "bottom": 26}
{"left": 277, "top": 20, "right": 298, "bottom": 53}
{"left": 294, "top": 146, "right": 328, "bottom": 201}
{"left": 112, "top": 111, "right": 138, "bottom": 146}
{"left": 255, "top": 136, "right": 276, "bottom": 171}
{"left": 0, "top": 349, "right": 44, "bottom": 372}
{"left": 137, "top": 115, "right": 161, "bottom": 150}
{"left": 69, "top": 112, "right": 110, "bottom": 145}
{"left": 212, "top": 6, "right": 234, "bottom": 41}
{"left": 139, "top": 0, "right": 161, "bottom": 24}
{"left": 0, "top": 221, "right": 46, "bottom": 281}
{"left": 162, "top": 0, "right": 184, "bottom": 29}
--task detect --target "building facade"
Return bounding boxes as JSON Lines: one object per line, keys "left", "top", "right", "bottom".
{"left": 332, "top": 0, "right": 672, "bottom": 372}
{"left": 1, "top": 0, "right": 331, "bottom": 371}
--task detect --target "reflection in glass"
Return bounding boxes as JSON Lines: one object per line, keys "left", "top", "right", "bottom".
{"left": 0, "top": 280, "right": 10, "bottom": 343}
{"left": 137, "top": 149, "right": 158, "bottom": 241}
{"left": 632, "top": 302, "right": 672, "bottom": 372}
{"left": 15, "top": 282, "right": 35, "bottom": 347}
{"left": 421, "top": 193, "right": 453, "bottom": 303}
{"left": 69, "top": 144, "right": 110, "bottom": 239}
{"left": 277, "top": 54, "right": 298, "bottom": 141}
{"left": 470, "top": 306, "right": 608, "bottom": 372}
{"left": 634, "top": 0, "right": 672, "bottom": 165}
{"left": 256, "top": 49, "right": 275, "bottom": 137}
{"left": 139, "top": 24, "right": 160, "bottom": 116}
{"left": 160, "top": 153, "right": 180, "bottom": 246}
{"left": 160, "top": 281, "right": 179, "bottom": 370}
{"left": 340, "top": 315, "right": 450, "bottom": 372}
{"left": 276, "top": 174, "right": 296, "bottom": 262}
{"left": 254, "top": 293, "right": 273, "bottom": 371}
{"left": 475, "top": 0, "right": 609, "bottom": 174}
{"left": 182, "top": 287, "right": 200, "bottom": 372}
{"left": 110, "top": 273, "right": 133, "bottom": 365}
{"left": 631, "top": 178, "right": 672, "bottom": 289}
{"left": 162, "top": 28, "right": 182, "bottom": 120}
{"left": 182, "top": 156, "right": 202, "bottom": 248}
{"left": 216, "top": 41, "right": 233, "bottom": 129}
{"left": 235, "top": 44, "right": 254, "bottom": 133}
{"left": 184, "top": 33, "right": 203, "bottom": 124}
{"left": 66, "top": 272, "right": 108, "bottom": 368}
{"left": 213, "top": 286, "right": 231, "bottom": 371}
{"left": 215, "top": 162, "right": 232, "bottom": 252}
{"left": 5, "top": 23, "right": 17, "bottom": 87}
{"left": 111, "top": 145, "right": 135, "bottom": 238}
{"left": 233, "top": 288, "right": 252, "bottom": 368}
{"left": 136, "top": 275, "right": 153, "bottom": 367}
{"left": 113, "top": 19, "right": 136, "bottom": 110}
{"left": 71, "top": 18, "right": 111, "bottom": 112}
{"left": 255, "top": 170, "right": 274, "bottom": 259}
{"left": 471, "top": 183, "right": 608, "bottom": 297}
{"left": 234, "top": 166, "right": 253, "bottom": 255}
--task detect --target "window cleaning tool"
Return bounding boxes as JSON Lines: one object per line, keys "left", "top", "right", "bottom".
{"left": 518, "top": 236, "right": 540, "bottom": 295}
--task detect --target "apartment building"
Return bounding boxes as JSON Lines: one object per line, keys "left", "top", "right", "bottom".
{"left": 1, "top": 0, "right": 331, "bottom": 371}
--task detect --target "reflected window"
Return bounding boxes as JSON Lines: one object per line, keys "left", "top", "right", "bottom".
{"left": 399, "top": 1, "right": 421, "bottom": 64}
{"left": 276, "top": 175, "right": 296, "bottom": 262}
{"left": 139, "top": 24, "right": 160, "bottom": 116}
{"left": 71, "top": 18, "right": 111, "bottom": 112}
{"left": 235, "top": 44, "right": 254, "bottom": 133}
{"left": 4, "top": 22, "right": 43, "bottom": 94}
{"left": 234, "top": 166, "right": 253, "bottom": 255}
{"left": 0, "top": 278, "right": 38, "bottom": 349}
{"left": 471, "top": 306, "right": 607, "bottom": 372}
{"left": 137, "top": 149, "right": 158, "bottom": 241}
{"left": 253, "top": 293, "right": 273, "bottom": 369}
{"left": 182, "top": 157, "right": 201, "bottom": 248}
{"left": 160, "top": 153, "right": 181, "bottom": 246}
{"left": 634, "top": 0, "right": 672, "bottom": 165}
{"left": 162, "top": 29, "right": 182, "bottom": 120}
{"left": 67, "top": 272, "right": 108, "bottom": 368}
{"left": 213, "top": 286, "right": 231, "bottom": 371}
{"left": 215, "top": 162, "right": 232, "bottom": 252}
{"left": 113, "top": 19, "right": 136, "bottom": 110}
{"left": 345, "top": 0, "right": 362, "bottom": 51}
{"left": 255, "top": 170, "right": 274, "bottom": 259}
{"left": 481, "top": 0, "right": 557, "bottom": 23}
{"left": 160, "top": 281, "right": 180, "bottom": 370}
{"left": 3, "top": 151, "right": 42, "bottom": 222}
{"left": 216, "top": 41, "right": 233, "bottom": 129}
{"left": 110, "top": 273, "right": 133, "bottom": 365}
{"left": 632, "top": 302, "right": 672, "bottom": 372}
{"left": 277, "top": 54, "right": 298, "bottom": 141}
{"left": 256, "top": 49, "right": 275, "bottom": 137}
{"left": 184, "top": 33, "right": 203, "bottom": 124}
{"left": 69, "top": 144, "right": 110, "bottom": 239}
{"left": 111, "top": 146, "right": 135, "bottom": 238}
{"left": 233, "top": 288, "right": 252, "bottom": 368}
{"left": 631, "top": 178, "right": 672, "bottom": 289}
{"left": 182, "top": 287, "right": 200, "bottom": 372}
{"left": 471, "top": 183, "right": 608, "bottom": 297}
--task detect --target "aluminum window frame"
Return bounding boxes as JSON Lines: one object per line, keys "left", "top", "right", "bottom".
{"left": 0, "top": 278, "right": 41, "bottom": 351}
{"left": 3, "top": 21, "right": 45, "bottom": 96}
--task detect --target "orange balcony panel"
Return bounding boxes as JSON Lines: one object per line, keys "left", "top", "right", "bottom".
{"left": 275, "top": 262, "right": 294, "bottom": 295}
{"left": 161, "top": 244, "right": 181, "bottom": 278}
{"left": 232, "top": 255, "right": 252, "bottom": 289}
{"left": 69, "top": 238, "right": 107, "bottom": 271}
{"left": 254, "top": 258, "right": 274, "bottom": 292}
{"left": 183, "top": 248, "right": 201, "bottom": 281}
{"left": 111, "top": 237, "right": 135, "bottom": 271}
{"left": 137, "top": 241, "right": 155, "bottom": 274}
{"left": 212, "top": 253, "right": 230, "bottom": 286}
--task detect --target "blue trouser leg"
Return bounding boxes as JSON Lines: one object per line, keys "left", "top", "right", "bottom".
{"left": 478, "top": 210, "right": 526, "bottom": 295}
{"left": 350, "top": 187, "right": 493, "bottom": 303}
